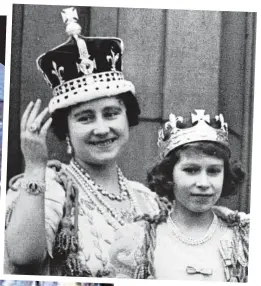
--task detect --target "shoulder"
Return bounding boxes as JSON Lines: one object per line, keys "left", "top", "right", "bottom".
{"left": 128, "top": 180, "right": 160, "bottom": 215}
{"left": 216, "top": 207, "right": 250, "bottom": 245}
{"left": 212, "top": 205, "right": 250, "bottom": 226}
{"left": 128, "top": 180, "right": 153, "bottom": 194}
{"left": 128, "top": 180, "right": 157, "bottom": 200}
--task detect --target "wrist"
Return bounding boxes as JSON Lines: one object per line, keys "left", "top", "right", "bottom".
{"left": 25, "top": 161, "right": 47, "bottom": 169}
{"left": 20, "top": 179, "right": 46, "bottom": 195}
{"left": 25, "top": 164, "right": 46, "bottom": 178}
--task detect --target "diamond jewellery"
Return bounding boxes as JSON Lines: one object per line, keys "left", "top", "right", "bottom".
{"left": 29, "top": 122, "right": 40, "bottom": 133}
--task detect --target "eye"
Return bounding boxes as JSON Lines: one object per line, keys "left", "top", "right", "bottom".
{"left": 103, "top": 108, "right": 122, "bottom": 119}
{"left": 77, "top": 114, "right": 95, "bottom": 123}
{"left": 207, "top": 167, "right": 223, "bottom": 176}
{"left": 183, "top": 167, "right": 200, "bottom": 174}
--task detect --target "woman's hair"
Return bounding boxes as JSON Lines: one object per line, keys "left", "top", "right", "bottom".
{"left": 51, "top": 91, "right": 140, "bottom": 140}
{"left": 147, "top": 141, "right": 245, "bottom": 201}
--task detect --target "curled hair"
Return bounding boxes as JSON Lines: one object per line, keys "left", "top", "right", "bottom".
{"left": 51, "top": 91, "right": 140, "bottom": 140}
{"left": 148, "top": 141, "right": 245, "bottom": 201}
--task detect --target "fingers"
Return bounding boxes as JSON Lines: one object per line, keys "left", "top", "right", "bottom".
{"left": 40, "top": 117, "right": 52, "bottom": 136}
{"left": 21, "top": 100, "right": 50, "bottom": 134}
{"left": 21, "top": 101, "right": 34, "bottom": 131}
{"left": 33, "top": 107, "right": 49, "bottom": 128}
{"left": 26, "top": 99, "right": 42, "bottom": 128}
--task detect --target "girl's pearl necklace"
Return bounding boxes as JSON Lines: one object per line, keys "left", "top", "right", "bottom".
{"left": 169, "top": 212, "right": 218, "bottom": 245}
{"left": 67, "top": 159, "right": 139, "bottom": 230}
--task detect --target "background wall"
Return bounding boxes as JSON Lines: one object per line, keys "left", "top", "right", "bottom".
{"left": 7, "top": 5, "right": 256, "bottom": 212}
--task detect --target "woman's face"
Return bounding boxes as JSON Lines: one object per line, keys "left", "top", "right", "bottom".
{"left": 172, "top": 149, "right": 224, "bottom": 214}
{"left": 67, "top": 97, "right": 129, "bottom": 165}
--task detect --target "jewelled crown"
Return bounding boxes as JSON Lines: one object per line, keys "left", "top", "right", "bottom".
{"left": 158, "top": 109, "right": 229, "bottom": 158}
{"left": 36, "top": 7, "right": 135, "bottom": 114}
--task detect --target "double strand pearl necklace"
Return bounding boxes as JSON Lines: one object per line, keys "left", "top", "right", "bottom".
{"left": 67, "top": 160, "right": 139, "bottom": 230}
{"left": 169, "top": 212, "right": 218, "bottom": 245}
{"left": 73, "top": 159, "right": 128, "bottom": 202}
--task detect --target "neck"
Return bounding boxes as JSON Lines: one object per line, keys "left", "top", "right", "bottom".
{"left": 171, "top": 201, "right": 214, "bottom": 234}
{"left": 74, "top": 157, "right": 120, "bottom": 193}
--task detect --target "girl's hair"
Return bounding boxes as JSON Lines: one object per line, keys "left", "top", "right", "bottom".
{"left": 147, "top": 141, "right": 245, "bottom": 201}
{"left": 51, "top": 91, "right": 140, "bottom": 140}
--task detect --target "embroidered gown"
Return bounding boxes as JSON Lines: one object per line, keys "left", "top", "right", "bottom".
{"left": 5, "top": 160, "right": 159, "bottom": 276}
{"left": 109, "top": 212, "right": 249, "bottom": 282}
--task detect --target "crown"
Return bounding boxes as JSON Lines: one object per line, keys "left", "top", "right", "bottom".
{"left": 157, "top": 109, "right": 229, "bottom": 158}
{"left": 36, "top": 7, "right": 135, "bottom": 114}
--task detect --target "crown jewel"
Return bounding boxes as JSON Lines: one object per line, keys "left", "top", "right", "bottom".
{"left": 158, "top": 109, "right": 229, "bottom": 158}
{"left": 36, "top": 7, "right": 135, "bottom": 114}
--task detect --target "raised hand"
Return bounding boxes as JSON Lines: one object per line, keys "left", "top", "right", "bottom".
{"left": 20, "top": 99, "right": 52, "bottom": 169}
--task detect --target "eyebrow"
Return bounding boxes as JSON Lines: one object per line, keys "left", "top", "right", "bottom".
{"left": 72, "top": 109, "right": 94, "bottom": 118}
{"left": 103, "top": 106, "right": 123, "bottom": 112}
{"left": 72, "top": 105, "right": 123, "bottom": 117}
{"left": 181, "top": 163, "right": 224, "bottom": 167}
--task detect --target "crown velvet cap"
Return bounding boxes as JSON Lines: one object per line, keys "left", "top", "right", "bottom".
{"left": 158, "top": 109, "right": 230, "bottom": 158}
{"left": 36, "top": 7, "right": 135, "bottom": 114}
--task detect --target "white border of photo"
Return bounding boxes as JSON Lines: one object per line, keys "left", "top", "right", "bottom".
{"left": 0, "top": 1, "right": 260, "bottom": 286}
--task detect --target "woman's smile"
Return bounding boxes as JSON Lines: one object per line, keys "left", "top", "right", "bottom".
{"left": 88, "top": 137, "right": 118, "bottom": 147}
{"left": 68, "top": 97, "right": 129, "bottom": 165}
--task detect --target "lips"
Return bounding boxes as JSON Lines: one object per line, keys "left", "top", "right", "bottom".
{"left": 89, "top": 138, "right": 117, "bottom": 147}
{"left": 191, "top": 193, "right": 214, "bottom": 197}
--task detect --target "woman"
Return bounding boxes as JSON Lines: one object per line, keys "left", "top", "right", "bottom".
{"left": 4, "top": 8, "right": 159, "bottom": 276}
{"left": 110, "top": 110, "right": 249, "bottom": 282}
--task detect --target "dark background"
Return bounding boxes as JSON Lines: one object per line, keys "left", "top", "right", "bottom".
{"left": 0, "top": 16, "right": 6, "bottom": 65}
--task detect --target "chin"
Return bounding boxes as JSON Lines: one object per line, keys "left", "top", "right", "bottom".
{"left": 90, "top": 153, "right": 121, "bottom": 165}
{"left": 189, "top": 205, "right": 213, "bottom": 214}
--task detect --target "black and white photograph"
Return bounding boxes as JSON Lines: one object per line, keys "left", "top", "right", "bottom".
{"left": 3, "top": 2, "right": 255, "bottom": 283}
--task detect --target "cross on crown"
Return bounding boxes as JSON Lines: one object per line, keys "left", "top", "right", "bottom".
{"left": 157, "top": 109, "right": 229, "bottom": 158}
{"left": 61, "top": 7, "right": 79, "bottom": 24}
{"left": 191, "top": 109, "right": 210, "bottom": 124}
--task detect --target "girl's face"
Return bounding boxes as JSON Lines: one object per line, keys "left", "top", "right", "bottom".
{"left": 67, "top": 97, "right": 129, "bottom": 166}
{"left": 172, "top": 149, "right": 224, "bottom": 214}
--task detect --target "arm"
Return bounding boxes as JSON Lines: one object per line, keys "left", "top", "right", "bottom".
{"left": 5, "top": 100, "right": 53, "bottom": 267}
{"left": 5, "top": 167, "right": 47, "bottom": 266}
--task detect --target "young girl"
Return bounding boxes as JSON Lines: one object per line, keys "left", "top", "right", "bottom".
{"left": 110, "top": 110, "right": 249, "bottom": 282}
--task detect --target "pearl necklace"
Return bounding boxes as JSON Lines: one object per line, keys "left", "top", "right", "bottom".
{"left": 72, "top": 159, "right": 128, "bottom": 202}
{"left": 67, "top": 160, "right": 139, "bottom": 230}
{"left": 169, "top": 212, "right": 218, "bottom": 245}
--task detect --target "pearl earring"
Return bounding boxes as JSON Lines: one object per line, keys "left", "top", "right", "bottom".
{"left": 66, "top": 136, "right": 72, "bottom": 155}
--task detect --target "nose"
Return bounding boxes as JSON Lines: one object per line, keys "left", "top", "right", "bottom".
{"left": 196, "top": 171, "right": 210, "bottom": 190}
{"left": 93, "top": 116, "right": 110, "bottom": 136}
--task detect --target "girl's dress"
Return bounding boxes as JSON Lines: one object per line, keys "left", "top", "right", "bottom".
{"left": 109, "top": 208, "right": 249, "bottom": 282}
